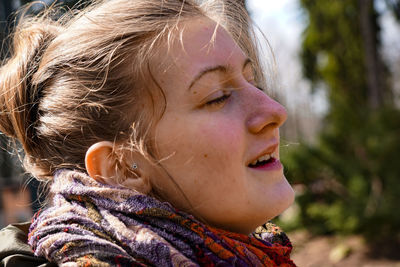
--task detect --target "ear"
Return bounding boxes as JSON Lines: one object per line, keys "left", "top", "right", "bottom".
{"left": 85, "top": 141, "right": 119, "bottom": 186}
{"left": 85, "top": 141, "right": 152, "bottom": 194}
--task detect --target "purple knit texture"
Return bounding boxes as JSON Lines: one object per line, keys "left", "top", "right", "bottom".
{"left": 28, "top": 170, "right": 294, "bottom": 266}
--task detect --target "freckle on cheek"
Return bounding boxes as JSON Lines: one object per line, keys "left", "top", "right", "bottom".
{"left": 193, "top": 91, "right": 197, "bottom": 94}
{"left": 203, "top": 154, "right": 208, "bottom": 158}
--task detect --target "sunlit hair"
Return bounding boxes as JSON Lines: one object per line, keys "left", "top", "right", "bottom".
{"left": 0, "top": 0, "right": 267, "bottom": 181}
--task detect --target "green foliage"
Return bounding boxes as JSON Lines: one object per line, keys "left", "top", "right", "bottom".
{"left": 300, "top": 0, "right": 373, "bottom": 111}
{"left": 283, "top": 107, "right": 400, "bottom": 238}
{"left": 283, "top": 0, "right": 400, "bottom": 240}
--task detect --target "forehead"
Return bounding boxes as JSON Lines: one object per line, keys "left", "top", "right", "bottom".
{"left": 150, "top": 18, "right": 247, "bottom": 91}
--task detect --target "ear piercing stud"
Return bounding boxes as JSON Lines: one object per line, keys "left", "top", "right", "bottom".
{"left": 132, "top": 163, "right": 138, "bottom": 170}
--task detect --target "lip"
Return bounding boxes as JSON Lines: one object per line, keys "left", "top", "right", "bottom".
{"left": 247, "top": 143, "right": 279, "bottom": 167}
{"left": 248, "top": 158, "right": 282, "bottom": 171}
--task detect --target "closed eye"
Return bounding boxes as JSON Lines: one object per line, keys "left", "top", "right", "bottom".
{"left": 205, "top": 92, "right": 231, "bottom": 106}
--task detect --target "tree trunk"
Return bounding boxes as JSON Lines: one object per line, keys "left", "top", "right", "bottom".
{"left": 359, "top": 0, "right": 384, "bottom": 109}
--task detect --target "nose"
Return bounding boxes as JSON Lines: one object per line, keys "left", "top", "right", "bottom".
{"left": 245, "top": 89, "right": 287, "bottom": 134}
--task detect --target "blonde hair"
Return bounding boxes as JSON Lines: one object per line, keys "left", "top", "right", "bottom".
{"left": 0, "top": 0, "right": 266, "bottom": 181}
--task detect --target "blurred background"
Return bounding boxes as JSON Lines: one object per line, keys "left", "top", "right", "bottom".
{"left": 1, "top": 0, "right": 399, "bottom": 266}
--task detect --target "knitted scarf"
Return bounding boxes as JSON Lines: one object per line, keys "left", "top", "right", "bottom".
{"left": 28, "top": 170, "right": 295, "bottom": 267}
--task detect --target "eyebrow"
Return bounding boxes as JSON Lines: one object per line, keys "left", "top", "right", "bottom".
{"left": 187, "top": 58, "right": 252, "bottom": 91}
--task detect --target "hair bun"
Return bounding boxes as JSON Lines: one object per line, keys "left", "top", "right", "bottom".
{"left": 0, "top": 17, "right": 60, "bottom": 146}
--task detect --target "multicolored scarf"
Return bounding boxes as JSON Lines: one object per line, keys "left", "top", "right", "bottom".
{"left": 28, "top": 170, "right": 295, "bottom": 266}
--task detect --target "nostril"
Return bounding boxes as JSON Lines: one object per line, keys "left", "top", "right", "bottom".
{"left": 247, "top": 119, "right": 279, "bottom": 134}
{"left": 246, "top": 102, "right": 287, "bottom": 134}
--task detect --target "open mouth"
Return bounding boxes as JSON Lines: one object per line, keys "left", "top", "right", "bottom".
{"left": 248, "top": 157, "right": 275, "bottom": 168}
{"left": 248, "top": 153, "right": 276, "bottom": 168}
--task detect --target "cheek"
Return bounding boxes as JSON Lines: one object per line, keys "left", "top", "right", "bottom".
{"left": 159, "top": 112, "right": 241, "bottom": 154}
{"left": 187, "top": 117, "right": 243, "bottom": 168}
{"left": 156, "top": 114, "right": 244, "bottom": 184}
{"left": 177, "top": 119, "right": 245, "bottom": 205}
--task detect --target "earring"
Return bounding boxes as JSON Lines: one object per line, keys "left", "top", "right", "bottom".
{"left": 132, "top": 163, "right": 138, "bottom": 170}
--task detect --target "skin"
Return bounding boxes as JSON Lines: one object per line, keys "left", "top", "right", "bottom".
{"left": 146, "top": 18, "right": 295, "bottom": 235}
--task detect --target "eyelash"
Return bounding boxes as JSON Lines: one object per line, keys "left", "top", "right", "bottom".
{"left": 204, "top": 85, "right": 264, "bottom": 107}
{"left": 205, "top": 92, "right": 231, "bottom": 106}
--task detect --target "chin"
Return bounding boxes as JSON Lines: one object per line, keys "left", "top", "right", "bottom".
{"left": 276, "top": 179, "right": 295, "bottom": 217}
{"left": 264, "top": 177, "right": 295, "bottom": 222}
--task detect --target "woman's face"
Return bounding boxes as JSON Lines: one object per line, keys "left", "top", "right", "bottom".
{"left": 149, "top": 18, "right": 294, "bottom": 234}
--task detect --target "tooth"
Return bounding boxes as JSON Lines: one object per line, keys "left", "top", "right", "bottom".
{"left": 250, "top": 154, "right": 272, "bottom": 166}
{"left": 259, "top": 155, "right": 271, "bottom": 162}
